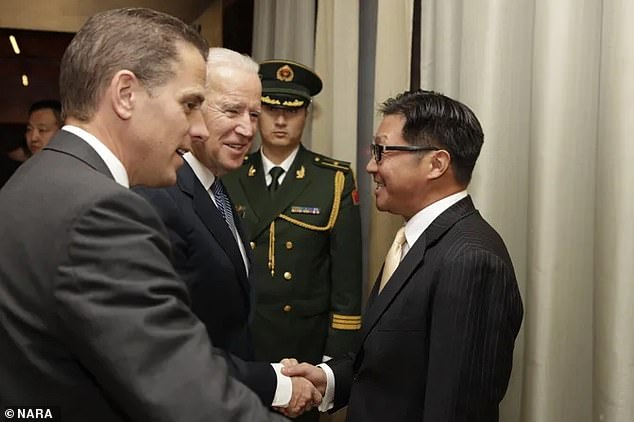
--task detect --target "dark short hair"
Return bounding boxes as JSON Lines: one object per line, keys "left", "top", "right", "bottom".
{"left": 60, "top": 7, "right": 208, "bottom": 122}
{"left": 28, "top": 99, "right": 62, "bottom": 126}
{"left": 379, "top": 89, "right": 484, "bottom": 186}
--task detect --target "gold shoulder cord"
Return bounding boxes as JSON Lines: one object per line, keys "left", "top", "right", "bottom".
{"left": 267, "top": 171, "right": 345, "bottom": 276}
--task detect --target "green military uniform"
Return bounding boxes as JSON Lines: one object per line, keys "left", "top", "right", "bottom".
{"left": 224, "top": 145, "right": 362, "bottom": 365}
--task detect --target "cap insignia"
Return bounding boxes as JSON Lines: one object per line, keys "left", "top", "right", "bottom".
{"left": 262, "top": 95, "right": 281, "bottom": 106}
{"left": 276, "top": 65, "right": 294, "bottom": 82}
{"left": 282, "top": 99, "right": 305, "bottom": 107}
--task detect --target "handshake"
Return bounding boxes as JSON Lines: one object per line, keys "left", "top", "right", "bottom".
{"left": 275, "top": 358, "right": 328, "bottom": 418}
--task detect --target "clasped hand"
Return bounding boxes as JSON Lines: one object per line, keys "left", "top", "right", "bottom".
{"left": 274, "top": 358, "right": 328, "bottom": 418}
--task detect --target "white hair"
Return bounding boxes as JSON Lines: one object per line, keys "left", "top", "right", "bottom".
{"left": 206, "top": 47, "right": 259, "bottom": 78}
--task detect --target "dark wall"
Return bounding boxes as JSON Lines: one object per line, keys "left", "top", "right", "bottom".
{"left": 222, "top": 0, "right": 254, "bottom": 54}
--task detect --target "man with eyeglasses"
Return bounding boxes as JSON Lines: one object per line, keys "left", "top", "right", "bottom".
{"left": 283, "top": 89, "right": 524, "bottom": 421}
{"left": 224, "top": 59, "right": 362, "bottom": 422}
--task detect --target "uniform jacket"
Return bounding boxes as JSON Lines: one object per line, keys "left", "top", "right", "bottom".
{"left": 0, "top": 132, "right": 284, "bottom": 422}
{"left": 224, "top": 146, "right": 362, "bottom": 364}
{"left": 134, "top": 162, "right": 276, "bottom": 405}
{"left": 327, "top": 196, "right": 523, "bottom": 422}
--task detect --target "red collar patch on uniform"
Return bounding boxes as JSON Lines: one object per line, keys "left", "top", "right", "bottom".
{"left": 352, "top": 189, "right": 360, "bottom": 205}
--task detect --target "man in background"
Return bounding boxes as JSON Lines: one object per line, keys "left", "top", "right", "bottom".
{"left": 135, "top": 48, "right": 319, "bottom": 415}
{"left": 284, "top": 90, "right": 524, "bottom": 421}
{"left": 224, "top": 59, "right": 363, "bottom": 422}
{"left": 0, "top": 8, "right": 285, "bottom": 421}
{"left": 25, "top": 99, "right": 62, "bottom": 154}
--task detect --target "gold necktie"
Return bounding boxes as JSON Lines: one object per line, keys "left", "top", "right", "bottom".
{"left": 379, "top": 226, "right": 406, "bottom": 293}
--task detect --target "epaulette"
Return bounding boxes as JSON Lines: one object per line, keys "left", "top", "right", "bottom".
{"left": 312, "top": 154, "right": 351, "bottom": 172}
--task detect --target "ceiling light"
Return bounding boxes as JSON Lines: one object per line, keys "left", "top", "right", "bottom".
{"left": 9, "top": 35, "right": 20, "bottom": 55}
{"left": 21, "top": 74, "right": 29, "bottom": 87}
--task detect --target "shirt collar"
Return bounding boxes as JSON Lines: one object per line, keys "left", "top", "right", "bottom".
{"left": 403, "top": 190, "right": 468, "bottom": 249}
{"left": 62, "top": 125, "right": 129, "bottom": 188}
{"left": 260, "top": 146, "right": 300, "bottom": 176}
{"left": 183, "top": 152, "right": 215, "bottom": 190}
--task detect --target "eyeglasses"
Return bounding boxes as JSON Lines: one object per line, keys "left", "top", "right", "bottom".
{"left": 370, "top": 143, "right": 440, "bottom": 163}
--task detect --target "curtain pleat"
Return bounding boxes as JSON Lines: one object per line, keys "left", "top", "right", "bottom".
{"left": 252, "top": 0, "right": 634, "bottom": 419}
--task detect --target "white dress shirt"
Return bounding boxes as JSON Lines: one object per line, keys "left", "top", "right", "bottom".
{"left": 62, "top": 125, "right": 129, "bottom": 188}
{"left": 317, "top": 190, "right": 469, "bottom": 411}
{"left": 261, "top": 146, "right": 300, "bottom": 187}
{"left": 183, "top": 153, "right": 250, "bottom": 275}
{"left": 183, "top": 152, "right": 293, "bottom": 406}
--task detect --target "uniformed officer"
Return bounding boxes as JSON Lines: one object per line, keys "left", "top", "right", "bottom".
{"left": 224, "top": 60, "right": 362, "bottom": 379}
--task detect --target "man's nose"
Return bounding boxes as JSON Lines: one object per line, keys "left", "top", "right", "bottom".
{"left": 366, "top": 156, "right": 377, "bottom": 174}
{"left": 274, "top": 112, "right": 286, "bottom": 125}
{"left": 190, "top": 110, "right": 209, "bottom": 144}
{"left": 235, "top": 112, "right": 254, "bottom": 137}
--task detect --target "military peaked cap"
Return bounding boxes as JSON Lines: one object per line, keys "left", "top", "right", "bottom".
{"left": 259, "top": 59, "right": 322, "bottom": 108}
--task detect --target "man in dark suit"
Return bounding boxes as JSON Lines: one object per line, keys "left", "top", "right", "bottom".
{"left": 283, "top": 89, "right": 524, "bottom": 421}
{"left": 224, "top": 60, "right": 362, "bottom": 369}
{"left": 0, "top": 8, "right": 285, "bottom": 422}
{"left": 135, "top": 48, "right": 319, "bottom": 414}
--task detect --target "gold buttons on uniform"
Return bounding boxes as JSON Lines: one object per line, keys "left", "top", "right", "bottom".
{"left": 250, "top": 241, "right": 255, "bottom": 250}
{"left": 283, "top": 305, "right": 292, "bottom": 312}
{"left": 284, "top": 272, "right": 292, "bottom": 280}
{"left": 285, "top": 241, "right": 293, "bottom": 250}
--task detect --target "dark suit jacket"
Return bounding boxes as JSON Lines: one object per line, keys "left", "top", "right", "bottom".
{"left": 0, "top": 131, "right": 284, "bottom": 422}
{"left": 327, "top": 196, "right": 523, "bottom": 422}
{"left": 134, "top": 162, "right": 276, "bottom": 404}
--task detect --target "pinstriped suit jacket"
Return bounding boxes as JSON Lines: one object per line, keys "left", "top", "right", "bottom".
{"left": 328, "top": 196, "right": 523, "bottom": 422}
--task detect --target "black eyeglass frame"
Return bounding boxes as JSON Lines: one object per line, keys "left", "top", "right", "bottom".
{"left": 370, "top": 143, "right": 440, "bottom": 163}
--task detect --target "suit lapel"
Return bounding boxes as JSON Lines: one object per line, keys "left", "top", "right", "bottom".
{"left": 44, "top": 131, "right": 113, "bottom": 180}
{"left": 359, "top": 196, "right": 478, "bottom": 344}
{"left": 239, "top": 154, "right": 269, "bottom": 225}
{"left": 243, "top": 147, "right": 313, "bottom": 237}
{"left": 179, "top": 164, "right": 251, "bottom": 298}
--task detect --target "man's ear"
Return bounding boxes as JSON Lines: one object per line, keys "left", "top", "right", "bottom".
{"left": 109, "top": 70, "right": 138, "bottom": 120}
{"left": 427, "top": 149, "right": 451, "bottom": 179}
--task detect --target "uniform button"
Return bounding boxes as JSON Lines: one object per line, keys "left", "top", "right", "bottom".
{"left": 283, "top": 304, "right": 292, "bottom": 312}
{"left": 284, "top": 271, "right": 292, "bottom": 280}
{"left": 249, "top": 241, "right": 255, "bottom": 250}
{"left": 285, "top": 241, "right": 293, "bottom": 250}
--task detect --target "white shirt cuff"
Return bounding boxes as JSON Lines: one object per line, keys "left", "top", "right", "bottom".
{"left": 270, "top": 363, "right": 292, "bottom": 407}
{"left": 316, "top": 363, "right": 335, "bottom": 412}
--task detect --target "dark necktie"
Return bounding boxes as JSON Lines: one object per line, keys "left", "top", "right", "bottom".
{"left": 268, "top": 166, "right": 285, "bottom": 193}
{"left": 210, "top": 178, "right": 235, "bottom": 230}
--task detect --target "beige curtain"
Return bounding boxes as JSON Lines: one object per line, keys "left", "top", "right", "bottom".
{"left": 251, "top": 0, "right": 316, "bottom": 64}
{"left": 251, "top": 0, "right": 317, "bottom": 148}
{"left": 382, "top": 0, "right": 634, "bottom": 420}
{"left": 311, "top": 0, "right": 359, "bottom": 168}
{"left": 367, "top": 0, "right": 415, "bottom": 289}
{"left": 256, "top": 0, "right": 634, "bottom": 420}
{"left": 594, "top": 1, "right": 634, "bottom": 420}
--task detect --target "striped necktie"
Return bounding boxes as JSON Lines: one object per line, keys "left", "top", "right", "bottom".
{"left": 210, "top": 178, "right": 235, "bottom": 230}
